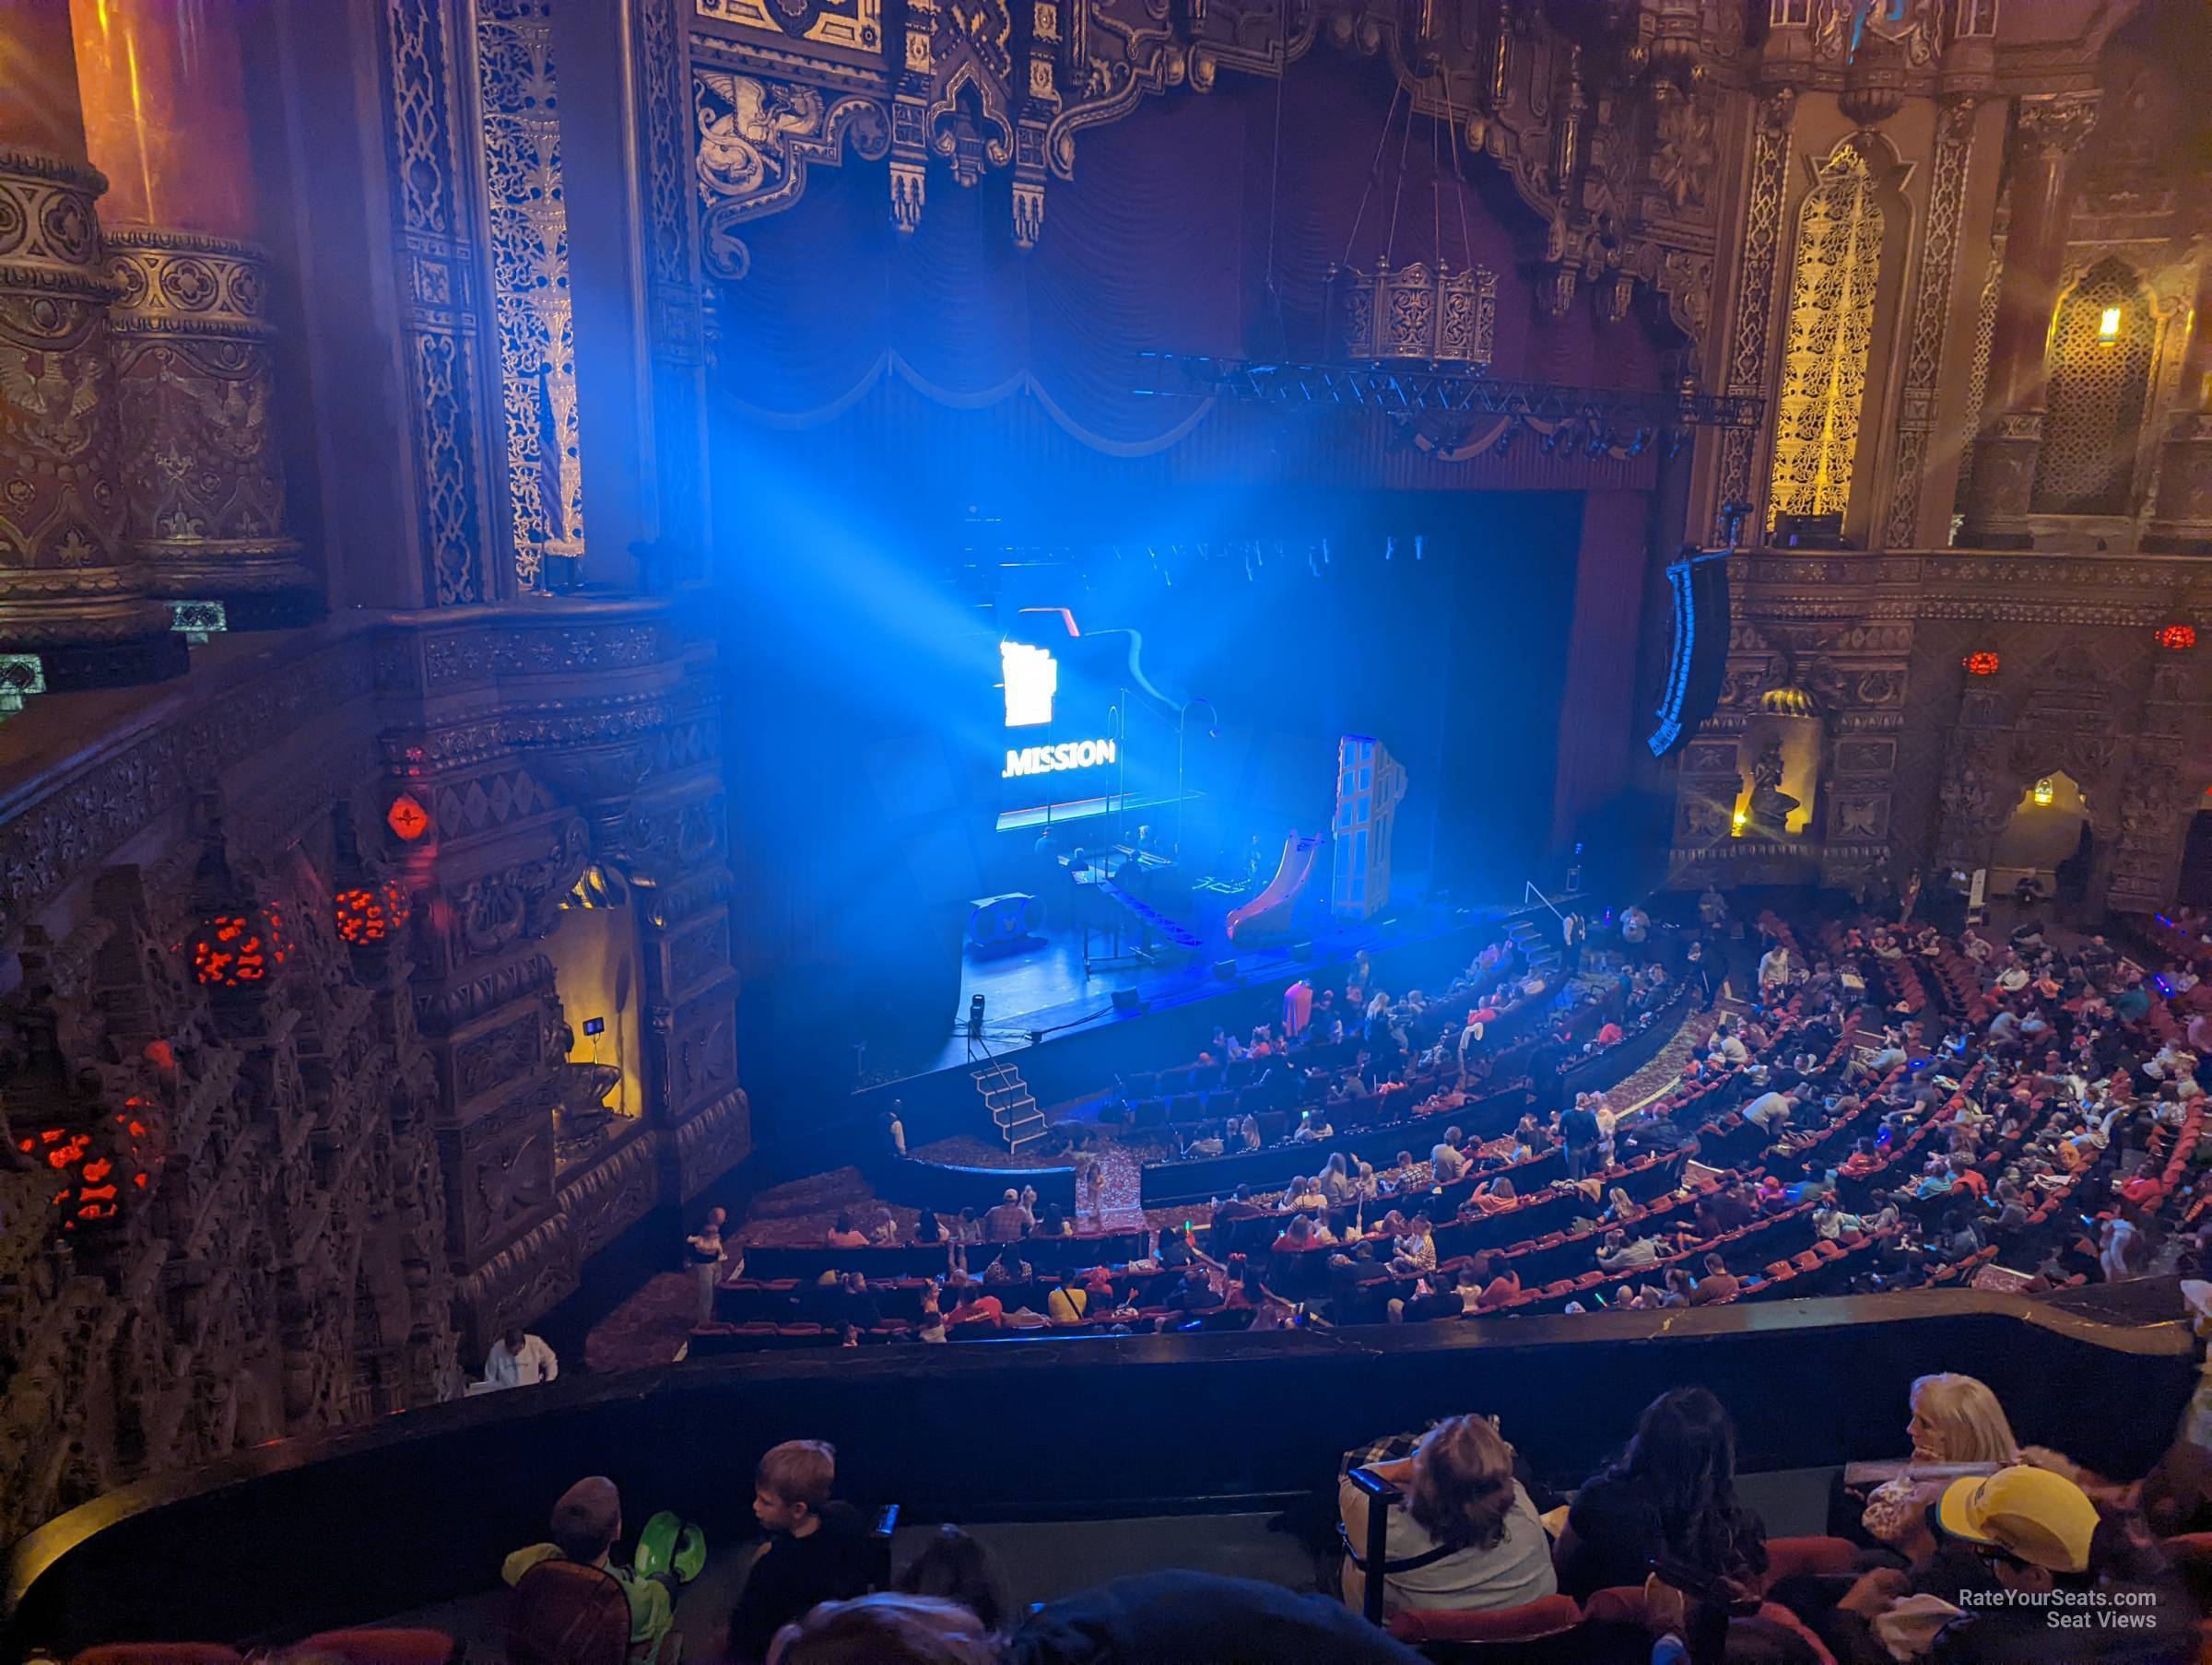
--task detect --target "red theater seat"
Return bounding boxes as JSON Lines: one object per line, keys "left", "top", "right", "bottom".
{"left": 1387, "top": 1594, "right": 1583, "bottom": 1645}
{"left": 296, "top": 1632, "right": 455, "bottom": 1665}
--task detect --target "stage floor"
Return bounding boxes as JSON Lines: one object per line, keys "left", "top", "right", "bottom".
{"left": 911, "top": 898, "right": 1507, "bottom": 1077}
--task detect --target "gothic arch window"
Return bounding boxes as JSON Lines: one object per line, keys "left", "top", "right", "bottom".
{"left": 2030, "top": 258, "right": 2157, "bottom": 516}
{"left": 1766, "top": 136, "right": 1894, "bottom": 533}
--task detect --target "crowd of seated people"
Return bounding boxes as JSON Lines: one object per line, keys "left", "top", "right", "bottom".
{"left": 736, "top": 1373, "right": 2209, "bottom": 1663}
{"left": 695, "top": 892, "right": 2212, "bottom": 1354}
{"left": 1102, "top": 921, "right": 1653, "bottom": 1159}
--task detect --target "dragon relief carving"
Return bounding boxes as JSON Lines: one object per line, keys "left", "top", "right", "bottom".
{"left": 694, "top": 69, "right": 890, "bottom": 281}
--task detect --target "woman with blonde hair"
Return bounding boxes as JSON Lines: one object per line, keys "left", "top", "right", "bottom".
{"left": 1860, "top": 1372, "right": 2022, "bottom": 1549}
{"left": 1338, "top": 1415, "right": 1557, "bottom": 1616}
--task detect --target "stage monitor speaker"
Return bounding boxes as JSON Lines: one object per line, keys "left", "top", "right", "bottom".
{"left": 1212, "top": 959, "right": 1237, "bottom": 981}
{"left": 1111, "top": 988, "right": 1144, "bottom": 1014}
{"left": 967, "top": 892, "right": 1044, "bottom": 950}
{"left": 1648, "top": 548, "right": 1732, "bottom": 758}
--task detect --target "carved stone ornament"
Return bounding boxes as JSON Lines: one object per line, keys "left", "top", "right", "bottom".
{"left": 104, "top": 232, "right": 307, "bottom": 598}
{"left": 688, "top": 0, "right": 1726, "bottom": 338}
{"left": 2015, "top": 90, "right": 2101, "bottom": 160}
{"left": 450, "top": 822, "right": 593, "bottom": 963}
{"left": 1882, "top": 99, "right": 1975, "bottom": 549}
{"left": 0, "top": 844, "right": 461, "bottom": 1542}
{"left": 694, "top": 69, "right": 889, "bottom": 281}
{"left": 0, "top": 148, "right": 170, "bottom": 647}
{"left": 382, "top": 0, "right": 497, "bottom": 606}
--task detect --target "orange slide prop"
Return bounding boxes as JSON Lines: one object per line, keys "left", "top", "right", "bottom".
{"left": 1228, "top": 832, "right": 1322, "bottom": 944}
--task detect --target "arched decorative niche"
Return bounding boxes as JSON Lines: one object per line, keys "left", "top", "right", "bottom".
{"left": 2032, "top": 257, "right": 2159, "bottom": 517}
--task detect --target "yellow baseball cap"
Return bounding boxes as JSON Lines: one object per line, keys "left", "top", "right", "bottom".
{"left": 1936, "top": 1467, "right": 2098, "bottom": 1574}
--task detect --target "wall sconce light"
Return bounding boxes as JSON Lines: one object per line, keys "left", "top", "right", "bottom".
{"left": 2099, "top": 305, "right": 2123, "bottom": 341}
{"left": 2032, "top": 778, "right": 2055, "bottom": 807}
{"left": 1732, "top": 809, "right": 1748, "bottom": 833}
{"left": 2156, "top": 623, "right": 2197, "bottom": 651}
{"left": 1962, "top": 651, "right": 2000, "bottom": 676}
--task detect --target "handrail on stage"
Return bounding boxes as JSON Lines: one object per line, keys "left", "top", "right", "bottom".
{"left": 1523, "top": 880, "right": 1565, "bottom": 924}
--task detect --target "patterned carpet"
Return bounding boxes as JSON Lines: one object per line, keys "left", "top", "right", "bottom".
{"left": 582, "top": 1270, "right": 698, "bottom": 1374}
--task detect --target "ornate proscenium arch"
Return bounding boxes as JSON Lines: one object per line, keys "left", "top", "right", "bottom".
{"left": 686, "top": 0, "right": 1734, "bottom": 348}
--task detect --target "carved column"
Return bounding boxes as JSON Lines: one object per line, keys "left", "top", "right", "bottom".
{"left": 1712, "top": 88, "right": 1795, "bottom": 540}
{"left": 70, "top": 0, "right": 313, "bottom": 618}
{"left": 1881, "top": 100, "right": 1977, "bottom": 550}
{"left": 0, "top": 0, "right": 175, "bottom": 683}
{"left": 1956, "top": 91, "right": 2100, "bottom": 549}
{"left": 2142, "top": 242, "right": 2212, "bottom": 554}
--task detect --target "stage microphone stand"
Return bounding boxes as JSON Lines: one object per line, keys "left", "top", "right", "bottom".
{"left": 1108, "top": 692, "right": 1128, "bottom": 850}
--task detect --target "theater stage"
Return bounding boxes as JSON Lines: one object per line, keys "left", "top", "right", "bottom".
{"left": 926, "top": 899, "right": 1507, "bottom": 1077}
{"left": 796, "top": 899, "right": 1512, "bottom": 1171}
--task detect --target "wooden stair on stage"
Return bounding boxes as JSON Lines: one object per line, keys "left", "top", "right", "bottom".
{"left": 1505, "top": 913, "right": 1563, "bottom": 977}
{"left": 974, "top": 1059, "right": 1046, "bottom": 1154}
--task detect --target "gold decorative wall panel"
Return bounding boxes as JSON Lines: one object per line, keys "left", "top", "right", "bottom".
{"left": 1766, "top": 139, "right": 1885, "bottom": 529}
{"left": 103, "top": 232, "right": 308, "bottom": 598}
{"left": 0, "top": 148, "right": 169, "bottom": 648}
{"left": 696, "top": 0, "right": 880, "bottom": 53}
{"left": 475, "top": 0, "right": 586, "bottom": 592}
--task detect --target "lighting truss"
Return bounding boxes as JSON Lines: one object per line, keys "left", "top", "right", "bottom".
{"left": 1136, "top": 352, "right": 1763, "bottom": 432}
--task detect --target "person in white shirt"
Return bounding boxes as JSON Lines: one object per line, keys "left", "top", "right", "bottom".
{"left": 1711, "top": 1022, "right": 1748, "bottom": 1066}
{"left": 484, "top": 1327, "right": 559, "bottom": 1389}
{"left": 1756, "top": 944, "right": 1790, "bottom": 997}
{"left": 1595, "top": 1230, "right": 1658, "bottom": 1272}
{"left": 1994, "top": 962, "right": 2030, "bottom": 993}
{"left": 1743, "top": 1088, "right": 1794, "bottom": 1132}
{"left": 1697, "top": 885, "right": 1727, "bottom": 930}
{"left": 685, "top": 1207, "right": 733, "bottom": 1325}
{"left": 1430, "top": 1128, "right": 1469, "bottom": 1182}
{"left": 2100, "top": 1217, "right": 2141, "bottom": 1283}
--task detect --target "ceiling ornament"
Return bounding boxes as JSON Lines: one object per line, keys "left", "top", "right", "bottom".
{"left": 686, "top": 0, "right": 1732, "bottom": 340}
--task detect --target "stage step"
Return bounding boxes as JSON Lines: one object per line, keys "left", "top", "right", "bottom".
{"left": 1505, "top": 918, "right": 1560, "bottom": 972}
{"left": 972, "top": 1060, "right": 1044, "bottom": 1152}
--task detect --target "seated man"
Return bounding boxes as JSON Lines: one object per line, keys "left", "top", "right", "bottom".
{"left": 727, "top": 1439, "right": 877, "bottom": 1663}
{"left": 982, "top": 1188, "right": 1030, "bottom": 1240}
{"left": 1595, "top": 1229, "right": 1658, "bottom": 1273}
{"left": 504, "top": 1476, "right": 675, "bottom": 1665}
{"left": 1688, "top": 1253, "right": 1740, "bottom": 1304}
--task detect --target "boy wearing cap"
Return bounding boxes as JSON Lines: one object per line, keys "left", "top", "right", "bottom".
{"left": 1820, "top": 1466, "right": 2194, "bottom": 1662}
{"left": 982, "top": 1187, "right": 1029, "bottom": 1239}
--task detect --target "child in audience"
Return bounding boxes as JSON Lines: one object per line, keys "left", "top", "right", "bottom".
{"left": 505, "top": 1476, "right": 676, "bottom": 1665}
{"left": 729, "top": 1440, "right": 878, "bottom": 1662}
